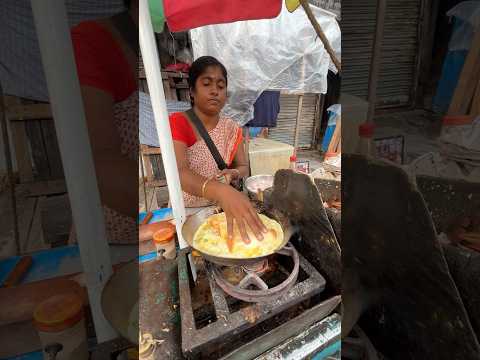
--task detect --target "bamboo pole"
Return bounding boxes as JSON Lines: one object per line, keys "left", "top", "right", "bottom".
{"left": 299, "top": 0, "right": 341, "bottom": 73}
{"left": 293, "top": 94, "right": 304, "bottom": 150}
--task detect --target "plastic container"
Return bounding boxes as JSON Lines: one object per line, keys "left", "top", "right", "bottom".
{"left": 356, "top": 123, "right": 377, "bottom": 157}
{"left": 248, "top": 137, "right": 294, "bottom": 176}
{"left": 153, "top": 222, "right": 176, "bottom": 259}
{"left": 340, "top": 93, "right": 368, "bottom": 153}
{"left": 33, "top": 293, "right": 88, "bottom": 360}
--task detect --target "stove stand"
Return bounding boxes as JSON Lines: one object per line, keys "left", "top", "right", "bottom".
{"left": 178, "top": 244, "right": 326, "bottom": 358}
{"left": 211, "top": 245, "right": 300, "bottom": 303}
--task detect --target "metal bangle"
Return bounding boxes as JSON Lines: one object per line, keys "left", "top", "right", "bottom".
{"left": 201, "top": 178, "right": 212, "bottom": 198}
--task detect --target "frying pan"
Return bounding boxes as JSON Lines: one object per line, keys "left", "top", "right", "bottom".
{"left": 181, "top": 206, "right": 297, "bottom": 266}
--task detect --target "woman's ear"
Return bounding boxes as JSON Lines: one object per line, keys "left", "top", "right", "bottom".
{"left": 189, "top": 87, "right": 195, "bottom": 104}
{"left": 189, "top": 93, "right": 194, "bottom": 104}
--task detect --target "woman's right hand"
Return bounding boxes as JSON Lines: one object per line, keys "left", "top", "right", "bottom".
{"left": 214, "top": 185, "right": 267, "bottom": 250}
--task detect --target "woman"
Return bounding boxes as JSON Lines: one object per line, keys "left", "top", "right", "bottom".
{"left": 170, "top": 56, "right": 267, "bottom": 247}
{"left": 69, "top": 0, "right": 138, "bottom": 243}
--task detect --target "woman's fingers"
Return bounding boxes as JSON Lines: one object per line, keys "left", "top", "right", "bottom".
{"left": 245, "top": 210, "right": 265, "bottom": 241}
{"left": 236, "top": 218, "right": 251, "bottom": 244}
{"left": 250, "top": 206, "right": 267, "bottom": 233}
{"left": 226, "top": 213, "right": 234, "bottom": 252}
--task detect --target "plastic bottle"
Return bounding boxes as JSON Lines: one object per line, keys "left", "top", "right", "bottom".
{"left": 356, "top": 122, "right": 377, "bottom": 157}
{"left": 33, "top": 293, "right": 88, "bottom": 360}
{"left": 153, "top": 222, "right": 176, "bottom": 259}
{"left": 289, "top": 155, "right": 297, "bottom": 170}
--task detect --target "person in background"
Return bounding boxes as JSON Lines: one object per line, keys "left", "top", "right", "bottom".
{"left": 170, "top": 56, "right": 267, "bottom": 248}
{"left": 70, "top": 0, "right": 138, "bottom": 243}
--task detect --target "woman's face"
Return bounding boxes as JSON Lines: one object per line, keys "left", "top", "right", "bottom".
{"left": 191, "top": 66, "right": 227, "bottom": 116}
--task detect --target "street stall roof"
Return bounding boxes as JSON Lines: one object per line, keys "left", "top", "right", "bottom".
{"left": 150, "top": 0, "right": 283, "bottom": 33}
{"left": 190, "top": 3, "right": 340, "bottom": 124}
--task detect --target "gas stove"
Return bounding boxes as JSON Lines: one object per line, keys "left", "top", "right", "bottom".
{"left": 178, "top": 243, "right": 336, "bottom": 359}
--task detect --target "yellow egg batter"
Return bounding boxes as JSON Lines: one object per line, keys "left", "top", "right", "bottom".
{"left": 193, "top": 213, "right": 284, "bottom": 258}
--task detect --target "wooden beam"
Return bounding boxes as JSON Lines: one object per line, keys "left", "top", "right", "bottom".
{"left": 145, "top": 179, "right": 167, "bottom": 188}
{"left": 470, "top": 80, "right": 480, "bottom": 116}
{"left": 17, "top": 198, "right": 37, "bottom": 254}
{"left": 11, "top": 122, "right": 34, "bottom": 183}
{"left": 448, "top": 28, "right": 480, "bottom": 115}
{"left": 293, "top": 94, "right": 304, "bottom": 150}
{"left": 25, "top": 120, "right": 50, "bottom": 180}
{"left": 40, "top": 194, "right": 72, "bottom": 247}
{"left": 1, "top": 88, "right": 20, "bottom": 254}
{"left": 141, "top": 146, "right": 162, "bottom": 155}
{"left": 41, "top": 119, "right": 64, "bottom": 179}
{"left": 24, "top": 197, "right": 49, "bottom": 253}
{"left": 414, "top": 0, "right": 440, "bottom": 107}
{"left": 6, "top": 104, "right": 52, "bottom": 121}
{"left": 15, "top": 179, "right": 67, "bottom": 197}
{"left": 312, "top": 94, "right": 325, "bottom": 147}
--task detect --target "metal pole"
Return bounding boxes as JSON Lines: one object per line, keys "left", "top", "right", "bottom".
{"left": 139, "top": 0, "right": 197, "bottom": 279}
{"left": 0, "top": 84, "right": 20, "bottom": 255}
{"left": 139, "top": 0, "right": 186, "bottom": 245}
{"left": 30, "top": 0, "right": 116, "bottom": 342}
{"left": 366, "top": 0, "right": 387, "bottom": 123}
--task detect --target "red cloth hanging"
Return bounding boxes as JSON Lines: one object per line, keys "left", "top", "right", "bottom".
{"left": 163, "top": 0, "right": 282, "bottom": 32}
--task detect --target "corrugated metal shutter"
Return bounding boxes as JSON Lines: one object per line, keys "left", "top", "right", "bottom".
{"left": 269, "top": 93, "right": 318, "bottom": 148}
{"left": 342, "top": 0, "right": 421, "bottom": 108}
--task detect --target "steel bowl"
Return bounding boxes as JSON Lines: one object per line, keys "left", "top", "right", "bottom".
{"left": 245, "top": 175, "right": 274, "bottom": 201}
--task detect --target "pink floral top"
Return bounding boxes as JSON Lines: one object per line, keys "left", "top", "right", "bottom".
{"left": 169, "top": 112, "right": 243, "bottom": 207}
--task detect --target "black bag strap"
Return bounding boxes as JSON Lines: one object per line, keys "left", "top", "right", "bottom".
{"left": 185, "top": 109, "right": 228, "bottom": 170}
{"left": 111, "top": 11, "right": 139, "bottom": 56}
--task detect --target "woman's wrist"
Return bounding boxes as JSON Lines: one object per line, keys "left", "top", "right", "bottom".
{"left": 204, "top": 179, "right": 229, "bottom": 202}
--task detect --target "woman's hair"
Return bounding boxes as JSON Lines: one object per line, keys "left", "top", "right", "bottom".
{"left": 188, "top": 56, "right": 228, "bottom": 105}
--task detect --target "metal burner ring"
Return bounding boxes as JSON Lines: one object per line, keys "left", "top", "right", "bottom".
{"left": 212, "top": 244, "right": 300, "bottom": 303}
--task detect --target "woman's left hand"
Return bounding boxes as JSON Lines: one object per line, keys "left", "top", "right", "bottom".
{"left": 217, "top": 169, "right": 240, "bottom": 185}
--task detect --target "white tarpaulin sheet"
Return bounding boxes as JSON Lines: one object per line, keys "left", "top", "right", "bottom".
{"left": 190, "top": 3, "right": 341, "bottom": 125}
